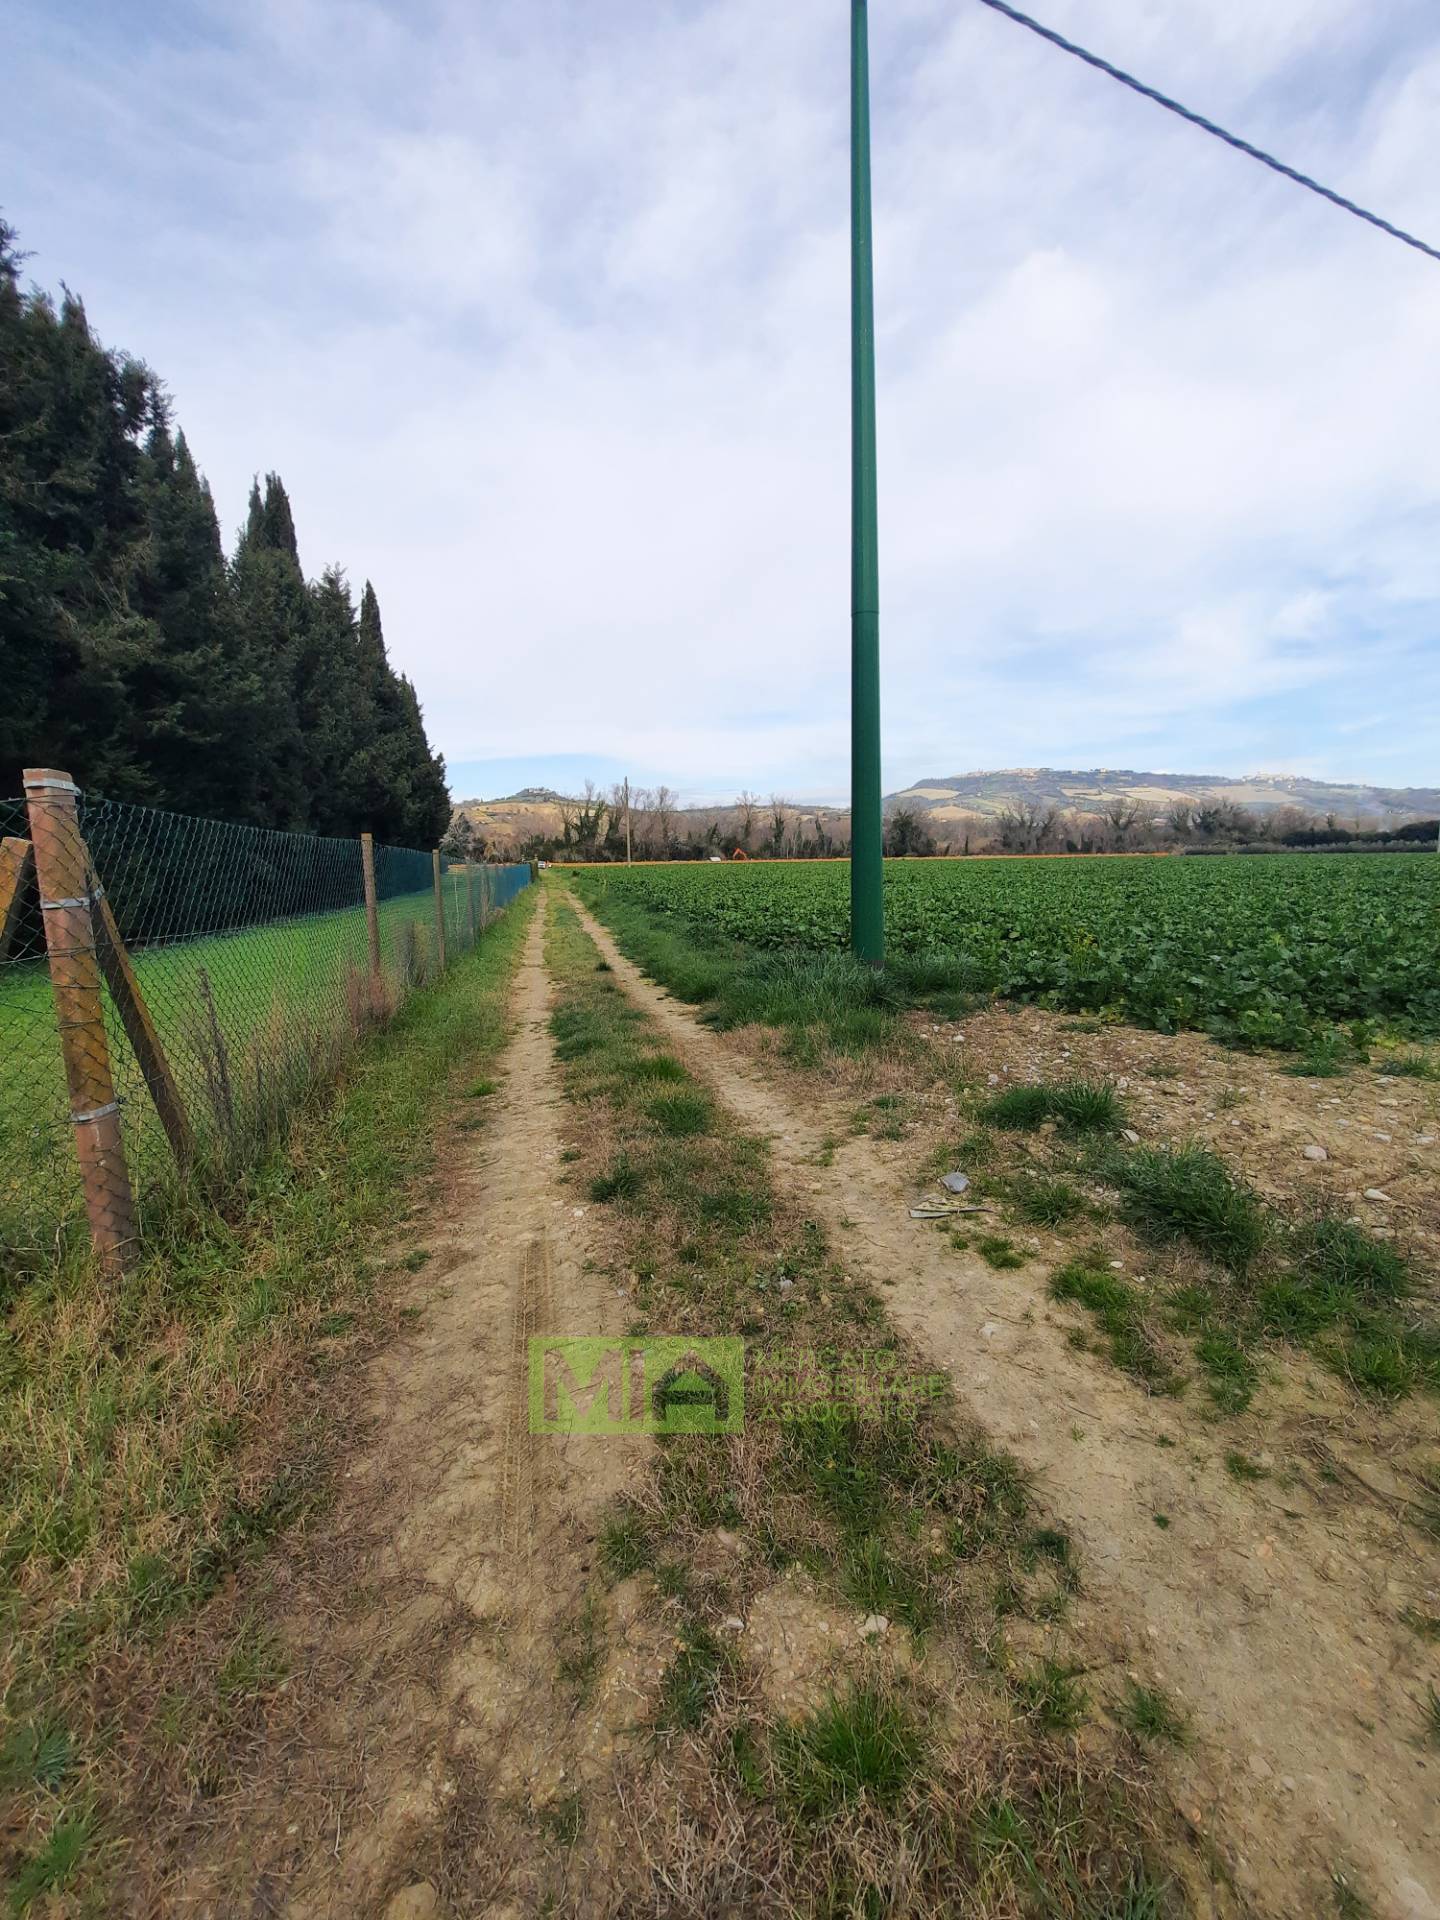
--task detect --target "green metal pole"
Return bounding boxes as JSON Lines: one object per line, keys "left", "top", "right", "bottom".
{"left": 850, "top": 0, "right": 885, "bottom": 966}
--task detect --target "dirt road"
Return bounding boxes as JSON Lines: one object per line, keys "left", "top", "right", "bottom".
{"left": 569, "top": 895, "right": 1440, "bottom": 1920}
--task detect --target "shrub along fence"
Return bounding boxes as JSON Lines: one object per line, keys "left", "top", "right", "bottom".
{"left": 0, "top": 769, "right": 531, "bottom": 1280}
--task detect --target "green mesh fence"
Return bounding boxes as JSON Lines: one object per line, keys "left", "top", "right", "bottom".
{"left": 0, "top": 789, "right": 531, "bottom": 1280}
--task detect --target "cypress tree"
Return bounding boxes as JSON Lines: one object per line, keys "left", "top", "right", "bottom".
{"left": 296, "top": 565, "right": 372, "bottom": 836}
{"left": 122, "top": 423, "right": 238, "bottom": 814}
{"left": 227, "top": 474, "right": 311, "bottom": 828}
{"left": 1, "top": 224, "right": 452, "bottom": 842}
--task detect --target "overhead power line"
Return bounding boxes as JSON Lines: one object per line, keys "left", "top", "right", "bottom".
{"left": 974, "top": 0, "right": 1440, "bottom": 267}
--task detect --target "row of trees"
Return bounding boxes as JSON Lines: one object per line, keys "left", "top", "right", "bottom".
{"left": 984, "top": 797, "right": 1435, "bottom": 855}
{"left": 0, "top": 221, "right": 450, "bottom": 845}
{"left": 447, "top": 782, "right": 1435, "bottom": 863}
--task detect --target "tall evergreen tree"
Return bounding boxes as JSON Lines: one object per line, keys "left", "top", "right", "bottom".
{"left": 1, "top": 223, "right": 453, "bottom": 844}
{"left": 123, "top": 423, "right": 237, "bottom": 814}
{"left": 296, "top": 565, "right": 372, "bottom": 836}
{"left": 226, "top": 473, "right": 312, "bottom": 827}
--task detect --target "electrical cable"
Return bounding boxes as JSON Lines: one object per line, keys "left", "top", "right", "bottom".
{"left": 974, "top": 0, "right": 1440, "bottom": 267}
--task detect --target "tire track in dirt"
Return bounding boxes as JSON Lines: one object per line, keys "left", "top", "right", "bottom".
{"left": 568, "top": 894, "right": 1440, "bottom": 1920}
{"left": 177, "top": 900, "right": 646, "bottom": 1918}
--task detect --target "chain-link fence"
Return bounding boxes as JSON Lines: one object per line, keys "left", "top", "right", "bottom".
{"left": 1, "top": 777, "right": 531, "bottom": 1281}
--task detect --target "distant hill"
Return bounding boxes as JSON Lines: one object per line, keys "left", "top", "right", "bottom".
{"left": 451, "top": 769, "right": 1438, "bottom": 854}
{"left": 886, "top": 769, "right": 1440, "bottom": 825}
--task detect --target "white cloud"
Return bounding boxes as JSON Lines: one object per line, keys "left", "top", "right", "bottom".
{"left": 5, "top": 0, "right": 1440, "bottom": 794}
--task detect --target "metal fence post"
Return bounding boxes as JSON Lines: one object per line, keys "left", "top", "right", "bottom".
{"left": 467, "top": 864, "right": 478, "bottom": 947}
{"left": 23, "top": 767, "right": 138, "bottom": 1274}
{"left": 361, "top": 832, "right": 382, "bottom": 1007}
{"left": 432, "top": 849, "right": 447, "bottom": 972}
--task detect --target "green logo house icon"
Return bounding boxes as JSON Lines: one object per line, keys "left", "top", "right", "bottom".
{"left": 529, "top": 1337, "right": 745, "bottom": 1435}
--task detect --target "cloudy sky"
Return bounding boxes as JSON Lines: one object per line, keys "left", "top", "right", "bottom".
{"left": 8, "top": 0, "right": 1440, "bottom": 802}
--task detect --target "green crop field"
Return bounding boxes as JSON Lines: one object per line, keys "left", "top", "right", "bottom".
{"left": 571, "top": 855, "right": 1439, "bottom": 1048}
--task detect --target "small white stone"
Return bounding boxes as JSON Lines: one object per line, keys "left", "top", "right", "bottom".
{"left": 1121, "top": 1128, "right": 1141, "bottom": 1144}
{"left": 860, "top": 1613, "right": 889, "bottom": 1637}
{"left": 1302, "top": 1145, "right": 1328, "bottom": 1162}
{"left": 1364, "top": 1188, "right": 1392, "bottom": 1203}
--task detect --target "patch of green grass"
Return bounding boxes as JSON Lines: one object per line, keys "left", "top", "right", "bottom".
{"left": 598, "top": 1505, "right": 655, "bottom": 1580}
{"left": 946, "top": 1445, "right": 1031, "bottom": 1557}
{"left": 625, "top": 1052, "right": 688, "bottom": 1084}
{"left": 588, "top": 1154, "right": 644, "bottom": 1203}
{"left": 838, "top": 1534, "right": 933, "bottom": 1632}
{"left": 1422, "top": 1685, "right": 1440, "bottom": 1750}
{"left": 1331, "top": 1873, "right": 1375, "bottom": 1920}
{"left": 557, "top": 1593, "right": 604, "bottom": 1699}
{"left": 1380, "top": 1052, "right": 1434, "bottom": 1079}
{"left": 729, "top": 1722, "right": 768, "bottom": 1799}
{"left": 0, "top": 1717, "right": 74, "bottom": 1792}
{"left": 655, "top": 1622, "right": 727, "bottom": 1733}
{"left": 7, "top": 1809, "right": 93, "bottom": 1911}
{"left": 1224, "top": 1450, "right": 1267, "bottom": 1482}
{"left": 1152, "top": 1513, "right": 1170, "bottom": 1530}
{"left": 1289, "top": 1217, "right": 1411, "bottom": 1303}
{"left": 1285, "top": 1033, "right": 1359, "bottom": 1078}
{"left": 1021, "top": 1526, "right": 1075, "bottom": 1578}
{"left": 215, "top": 1618, "right": 288, "bottom": 1702}
{"left": 784, "top": 1406, "right": 928, "bottom": 1536}
{"left": 1400, "top": 1607, "right": 1440, "bottom": 1641}
{"left": 977, "top": 1235, "right": 1025, "bottom": 1271}
{"left": 1011, "top": 1658, "right": 1088, "bottom": 1732}
{"left": 1050, "top": 1261, "right": 1180, "bottom": 1394}
{"left": 1114, "top": 1144, "right": 1269, "bottom": 1274}
{"left": 1194, "top": 1329, "right": 1259, "bottom": 1415}
{"left": 772, "top": 1684, "right": 926, "bottom": 1815}
{"left": 1049, "top": 1079, "right": 1124, "bottom": 1132}
{"left": 536, "top": 1790, "right": 584, "bottom": 1848}
{"left": 1119, "top": 1680, "right": 1188, "bottom": 1745}
{"left": 980, "top": 1078, "right": 1123, "bottom": 1134}
{"left": 646, "top": 1091, "right": 713, "bottom": 1138}
{"left": 1325, "top": 1326, "right": 1429, "bottom": 1401}
{"left": 1011, "top": 1176, "right": 1085, "bottom": 1226}
{"left": 979, "top": 1085, "right": 1053, "bottom": 1130}
{"left": 465, "top": 1077, "right": 499, "bottom": 1098}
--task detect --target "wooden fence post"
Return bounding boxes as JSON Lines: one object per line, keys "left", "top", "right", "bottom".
{"left": 432, "top": 850, "right": 447, "bottom": 972}
{"left": 90, "top": 876, "right": 194, "bottom": 1167}
{"left": 23, "top": 768, "right": 138, "bottom": 1274}
{"left": 360, "top": 832, "right": 382, "bottom": 1008}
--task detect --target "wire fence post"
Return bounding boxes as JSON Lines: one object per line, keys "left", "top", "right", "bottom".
{"left": 360, "top": 831, "right": 382, "bottom": 1008}
{"left": 467, "top": 864, "right": 478, "bottom": 946}
{"left": 0, "top": 835, "right": 35, "bottom": 962}
{"left": 432, "top": 849, "right": 447, "bottom": 972}
{"left": 23, "top": 767, "right": 138, "bottom": 1274}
